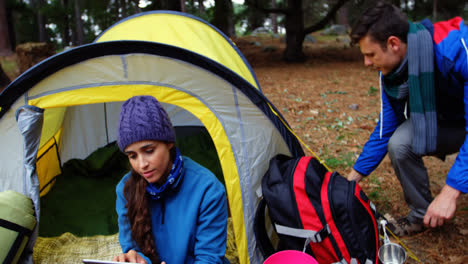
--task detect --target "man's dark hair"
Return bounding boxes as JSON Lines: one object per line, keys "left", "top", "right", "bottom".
{"left": 350, "top": 1, "right": 409, "bottom": 48}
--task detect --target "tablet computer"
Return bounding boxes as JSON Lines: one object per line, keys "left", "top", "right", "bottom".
{"left": 82, "top": 259, "right": 140, "bottom": 264}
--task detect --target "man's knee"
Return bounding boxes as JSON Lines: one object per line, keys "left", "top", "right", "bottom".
{"left": 388, "top": 136, "right": 413, "bottom": 160}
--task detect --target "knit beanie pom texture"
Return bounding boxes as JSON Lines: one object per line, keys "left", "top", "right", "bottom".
{"left": 117, "top": 96, "right": 175, "bottom": 151}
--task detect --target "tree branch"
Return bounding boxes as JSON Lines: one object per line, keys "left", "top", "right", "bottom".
{"left": 303, "top": 0, "right": 351, "bottom": 34}
{"left": 244, "top": 0, "right": 290, "bottom": 15}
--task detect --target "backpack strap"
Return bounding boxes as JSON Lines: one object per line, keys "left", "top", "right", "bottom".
{"left": 331, "top": 259, "right": 350, "bottom": 264}
{"left": 293, "top": 157, "right": 342, "bottom": 262}
{"left": 321, "top": 171, "right": 352, "bottom": 261}
{"left": 274, "top": 223, "right": 330, "bottom": 243}
{"left": 346, "top": 258, "right": 374, "bottom": 264}
{"left": 354, "top": 186, "right": 380, "bottom": 263}
{"left": 253, "top": 198, "right": 276, "bottom": 258}
{"left": 253, "top": 198, "right": 333, "bottom": 258}
{"left": 331, "top": 258, "right": 374, "bottom": 264}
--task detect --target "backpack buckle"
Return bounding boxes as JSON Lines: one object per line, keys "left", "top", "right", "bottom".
{"left": 302, "top": 224, "right": 331, "bottom": 252}
{"left": 313, "top": 224, "right": 330, "bottom": 243}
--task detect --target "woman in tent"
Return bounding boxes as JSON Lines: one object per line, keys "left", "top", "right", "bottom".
{"left": 112, "top": 95, "right": 228, "bottom": 264}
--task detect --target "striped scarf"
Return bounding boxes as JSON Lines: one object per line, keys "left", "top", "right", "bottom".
{"left": 382, "top": 21, "right": 437, "bottom": 155}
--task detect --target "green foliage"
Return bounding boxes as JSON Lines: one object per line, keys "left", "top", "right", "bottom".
{"left": 8, "top": 0, "right": 466, "bottom": 51}
{"left": 403, "top": 0, "right": 467, "bottom": 21}
{"left": 302, "top": 0, "right": 331, "bottom": 28}
{"left": 368, "top": 86, "right": 378, "bottom": 96}
{"left": 367, "top": 190, "right": 380, "bottom": 200}
{"left": 323, "top": 148, "right": 355, "bottom": 170}
{"left": 84, "top": 0, "right": 119, "bottom": 40}
{"left": 233, "top": 2, "right": 249, "bottom": 35}
{"left": 367, "top": 177, "right": 382, "bottom": 199}
{"left": 325, "top": 90, "right": 348, "bottom": 95}
{"left": 366, "top": 176, "right": 391, "bottom": 212}
{"left": 246, "top": 0, "right": 270, "bottom": 32}
{"left": 185, "top": 1, "right": 213, "bottom": 22}
{"left": 7, "top": 0, "right": 38, "bottom": 44}
{"left": 40, "top": 0, "right": 72, "bottom": 47}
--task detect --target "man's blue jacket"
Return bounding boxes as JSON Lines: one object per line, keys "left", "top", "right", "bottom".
{"left": 353, "top": 17, "right": 468, "bottom": 194}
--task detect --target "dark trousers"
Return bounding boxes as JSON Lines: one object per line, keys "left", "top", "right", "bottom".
{"left": 387, "top": 119, "right": 465, "bottom": 222}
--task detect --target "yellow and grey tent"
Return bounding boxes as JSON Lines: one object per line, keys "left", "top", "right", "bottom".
{"left": 0, "top": 11, "right": 303, "bottom": 264}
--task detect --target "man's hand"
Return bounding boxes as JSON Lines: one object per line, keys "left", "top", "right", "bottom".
{"left": 113, "top": 250, "right": 147, "bottom": 264}
{"left": 423, "top": 184, "right": 461, "bottom": 228}
{"left": 347, "top": 168, "right": 364, "bottom": 182}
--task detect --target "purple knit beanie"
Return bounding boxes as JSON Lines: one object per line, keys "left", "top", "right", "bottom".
{"left": 117, "top": 96, "right": 176, "bottom": 151}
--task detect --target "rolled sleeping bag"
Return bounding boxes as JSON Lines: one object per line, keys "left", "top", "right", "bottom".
{"left": 0, "top": 190, "right": 37, "bottom": 264}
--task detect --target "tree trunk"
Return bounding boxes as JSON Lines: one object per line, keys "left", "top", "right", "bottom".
{"left": 69, "top": 0, "right": 77, "bottom": 45}
{"left": 161, "top": 0, "right": 182, "bottom": 11}
{"left": 180, "top": 0, "right": 186, "bottom": 12}
{"left": 389, "top": 0, "right": 400, "bottom": 9}
{"left": 432, "top": 0, "right": 437, "bottom": 21}
{"left": 6, "top": 3, "right": 15, "bottom": 50}
{"left": 0, "top": 0, "right": 12, "bottom": 55}
{"left": 213, "top": 0, "right": 235, "bottom": 37}
{"left": 271, "top": 0, "right": 277, "bottom": 34}
{"left": 61, "top": 0, "right": 71, "bottom": 47}
{"left": 337, "top": 1, "right": 349, "bottom": 26}
{"left": 198, "top": 0, "right": 205, "bottom": 14}
{"left": 247, "top": 0, "right": 267, "bottom": 32}
{"left": 246, "top": 0, "right": 350, "bottom": 62}
{"left": 36, "top": 0, "right": 48, "bottom": 42}
{"left": 283, "top": 0, "right": 305, "bottom": 62}
{"left": 74, "top": 0, "right": 85, "bottom": 45}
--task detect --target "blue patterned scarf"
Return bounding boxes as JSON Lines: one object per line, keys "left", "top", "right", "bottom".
{"left": 146, "top": 148, "right": 184, "bottom": 200}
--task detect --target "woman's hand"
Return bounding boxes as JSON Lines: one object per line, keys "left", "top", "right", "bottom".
{"left": 113, "top": 250, "right": 147, "bottom": 263}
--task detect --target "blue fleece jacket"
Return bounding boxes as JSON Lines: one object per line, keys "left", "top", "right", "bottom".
{"left": 116, "top": 157, "right": 228, "bottom": 264}
{"left": 353, "top": 17, "right": 468, "bottom": 194}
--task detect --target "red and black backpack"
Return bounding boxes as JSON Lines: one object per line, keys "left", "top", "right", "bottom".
{"left": 254, "top": 155, "right": 380, "bottom": 264}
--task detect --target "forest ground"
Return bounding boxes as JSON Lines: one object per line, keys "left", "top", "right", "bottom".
{"left": 1, "top": 34, "right": 467, "bottom": 263}
{"left": 233, "top": 34, "right": 467, "bottom": 264}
